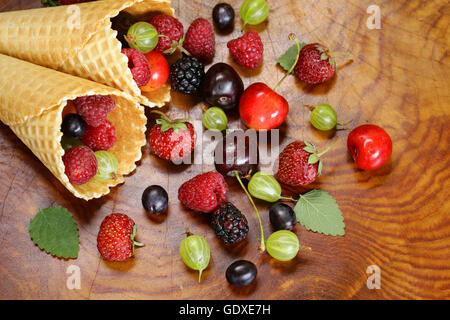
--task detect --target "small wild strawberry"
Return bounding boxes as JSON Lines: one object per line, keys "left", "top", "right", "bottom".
{"left": 276, "top": 141, "right": 331, "bottom": 186}
{"left": 148, "top": 111, "right": 196, "bottom": 163}
{"left": 97, "top": 213, "right": 143, "bottom": 262}
{"left": 294, "top": 43, "right": 352, "bottom": 84}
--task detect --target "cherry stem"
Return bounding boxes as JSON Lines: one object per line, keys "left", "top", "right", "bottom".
{"left": 234, "top": 171, "right": 265, "bottom": 252}
{"left": 273, "top": 33, "right": 301, "bottom": 92}
{"left": 150, "top": 110, "right": 172, "bottom": 122}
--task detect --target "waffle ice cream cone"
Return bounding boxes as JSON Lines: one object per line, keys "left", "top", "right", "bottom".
{"left": 0, "top": 0, "right": 174, "bottom": 107}
{"left": 0, "top": 54, "right": 147, "bottom": 200}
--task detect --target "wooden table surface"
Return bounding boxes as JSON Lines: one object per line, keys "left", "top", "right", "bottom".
{"left": 0, "top": 0, "right": 449, "bottom": 300}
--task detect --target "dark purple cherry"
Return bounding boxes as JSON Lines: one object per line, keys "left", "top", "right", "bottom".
{"left": 202, "top": 63, "right": 244, "bottom": 111}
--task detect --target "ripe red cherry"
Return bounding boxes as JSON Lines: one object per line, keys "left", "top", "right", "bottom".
{"left": 140, "top": 51, "right": 169, "bottom": 92}
{"left": 239, "top": 83, "right": 289, "bottom": 131}
{"left": 347, "top": 124, "right": 392, "bottom": 170}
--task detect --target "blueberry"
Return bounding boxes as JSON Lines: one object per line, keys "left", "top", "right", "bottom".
{"left": 142, "top": 185, "right": 168, "bottom": 215}
{"left": 212, "top": 3, "right": 235, "bottom": 33}
{"left": 226, "top": 260, "right": 257, "bottom": 287}
{"left": 61, "top": 114, "right": 85, "bottom": 139}
{"left": 269, "top": 203, "right": 296, "bottom": 230}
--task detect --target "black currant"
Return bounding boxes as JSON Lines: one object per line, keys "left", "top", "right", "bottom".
{"left": 226, "top": 260, "right": 257, "bottom": 287}
{"left": 61, "top": 114, "right": 85, "bottom": 139}
{"left": 212, "top": 3, "right": 235, "bottom": 33}
{"left": 269, "top": 203, "right": 296, "bottom": 230}
{"left": 142, "top": 185, "right": 168, "bottom": 215}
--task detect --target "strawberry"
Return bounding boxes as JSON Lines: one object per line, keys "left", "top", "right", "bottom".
{"left": 148, "top": 112, "right": 195, "bottom": 163}
{"left": 81, "top": 120, "right": 116, "bottom": 151}
{"left": 227, "top": 31, "right": 263, "bottom": 69}
{"left": 73, "top": 95, "right": 115, "bottom": 128}
{"left": 97, "top": 213, "right": 144, "bottom": 262}
{"left": 183, "top": 18, "right": 215, "bottom": 61}
{"left": 276, "top": 141, "right": 330, "bottom": 187}
{"left": 178, "top": 172, "right": 228, "bottom": 213}
{"left": 294, "top": 43, "right": 336, "bottom": 84}
{"left": 150, "top": 14, "right": 184, "bottom": 54}
{"left": 62, "top": 146, "right": 98, "bottom": 185}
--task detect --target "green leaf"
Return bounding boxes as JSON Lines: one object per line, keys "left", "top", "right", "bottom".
{"left": 29, "top": 206, "right": 80, "bottom": 259}
{"left": 277, "top": 43, "right": 306, "bottom": 73}
{"left": 318, "top": 160, "right": 323, "bottom": 176}
{"left": 294, "top": 190, "right": 345, "bottom": 236}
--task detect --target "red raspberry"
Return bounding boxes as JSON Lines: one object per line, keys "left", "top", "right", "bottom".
{"left": 294, "top": 43, "right": 336, "bottom": 84}
{"left": 150, "top": 14, "right": 184, "bottom": 54}
{"left": 227, "top": 31, "right": 263, "bottom": 69}
{"left": 81, "top": 120, "right": 117, "bottom": 151}
{"left": 178, "top": 172, "right": 228, "bottom": 213}
{"left": 73, "top": 95, "right": 115, "bottom": 127}
{"left": 121, "top": 48, "right": 151, "bottom": 87}
{"left": 62, "top": 146, "right": 98, "bottom": 185}
{"left": 183, "top": 18, "right": 215, "bottom": 61}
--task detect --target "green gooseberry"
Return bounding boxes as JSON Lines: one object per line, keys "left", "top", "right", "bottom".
{"left": 179, "top": 235, "right": 211, "bottom": 283}
{"left": 126, "top": 22, "right": 159, "bottom": 53}
{"left": 248, "top": 172, "right": 282, "bottom": 202}
{"left": 240, "top": 0, "right": 269, "bottom": 26}
{"left": 202, "top": 107, "right": 228, "bottom": 131}
{"left": 266, "top": 230, "right": 299, "bottom": 261}
{"left": 94, "top": 151, "right": 119, "bottom": 181}
{"left": 310, "top": 103, "right": 338, "bottom": 131}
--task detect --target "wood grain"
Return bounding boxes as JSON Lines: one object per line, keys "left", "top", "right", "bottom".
{"left": 0, "top": 0, "right": 449, "bottom": 300}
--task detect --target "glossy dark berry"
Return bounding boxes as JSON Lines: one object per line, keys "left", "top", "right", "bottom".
{"left": 202, "top": 63, "right": 244, "bottom": 111}
{"left": 214, "top": 131, "right": 258, "bottom": 177}
{"left": 142, "top": 185, "right": 168, "bottom": 215}
{"left": 269, "top": 203, "right": 296, "bottom": 230}
{"left": 211, "top": 202, "right": 249, "bottom": 244}
{"left": 61, "top": 114, "right": 85, "bottom": 139}
{"left": 212, "top": 3, "right": 235, "bottom": 33}
{"left": 170, "top": 55, "right": 205, "bottom": 95}
{"left": 226, "top": 260, "right": 257, "bottom": 287}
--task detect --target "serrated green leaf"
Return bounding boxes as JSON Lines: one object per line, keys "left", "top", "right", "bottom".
{"left": 29, "top": 206, "right": 80, "bottom": 259}
{"left": 294, "top": 190, "right": 345, "bottom": 236}
{"left": 277, "top": 42, "right": 306, "bottom": 73}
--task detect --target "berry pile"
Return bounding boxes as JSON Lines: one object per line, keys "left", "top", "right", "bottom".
{"left": 44, "top": 0, "right": 394, "bottom": 291}
{"left": 61, "top": 95, "right": 118, "bottom": 185}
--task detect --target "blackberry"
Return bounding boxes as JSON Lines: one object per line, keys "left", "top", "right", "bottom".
{"left": 170, "top": 55, "right": 205, "bottom": 95}
{"left": 211, "top": 202, "right": 249, "bottom": 244}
